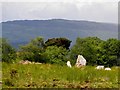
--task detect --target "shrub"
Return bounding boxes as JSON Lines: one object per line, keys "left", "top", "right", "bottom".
{"left": 18, "top": 37, "right": 45, "bottom": 62}
{"left": 1, "top": 38, "right": 16, "bottom": 63}
{"left": 43, "top": 46, "right": 69, "bottom": 65}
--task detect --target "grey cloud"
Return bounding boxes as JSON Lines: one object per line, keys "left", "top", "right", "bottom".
{"left": 2, "top": 2, "right": 118, "bottom": 23}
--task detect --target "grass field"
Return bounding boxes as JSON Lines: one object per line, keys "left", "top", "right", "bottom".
{"left": 2, "top": 62, "right": 119, "bottom": 88}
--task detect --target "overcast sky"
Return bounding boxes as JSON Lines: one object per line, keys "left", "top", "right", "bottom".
{"left": 0, "top": 0, "right": 119, "bottom": 24}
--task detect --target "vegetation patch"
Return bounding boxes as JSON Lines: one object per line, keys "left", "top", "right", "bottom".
{"left": 2, "top": 63, "right": 119, "bottom": 88}
{"left": 1, "top": 36, "right": 119, "bottom": 88}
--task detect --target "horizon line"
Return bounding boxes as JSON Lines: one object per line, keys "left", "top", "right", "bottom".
{"left": 1, "top": 18, "right": 117, "bottom": 25}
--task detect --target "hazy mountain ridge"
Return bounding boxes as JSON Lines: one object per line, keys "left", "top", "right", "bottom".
{"left": 2, "top": 19, "right": 118, "bottom": 48}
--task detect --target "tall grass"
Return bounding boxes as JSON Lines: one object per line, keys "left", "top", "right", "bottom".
{"left": 2, "top": 62, "right": 119, "bottom": 88}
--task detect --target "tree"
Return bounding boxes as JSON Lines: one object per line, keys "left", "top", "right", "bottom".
{"left": 18, "top": 36, "right": 45, "bottom": 62}
{"left": 45, "top": 37, "right": 71, "bottom": 49}
{"left": 100, "top": 38, "right": 120, "bottom": 67}
{"left": 43, "top": 46, "right": 69, "bottom": 65}
{"left": 1, "top": 38, "right": 16, "bottom": 63}
{"left": 70, "top": 37, "right": 120, "bottom": 67}
{"left": 70, "top": 37, "right": 103, "bottom": 65}
{"left": 30, "top": 36, "right": 44, "bottom": 48}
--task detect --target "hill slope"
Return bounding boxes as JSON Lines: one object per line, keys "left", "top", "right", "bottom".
{"left": 1, "top": 19, "right": 118, "bottom": 48}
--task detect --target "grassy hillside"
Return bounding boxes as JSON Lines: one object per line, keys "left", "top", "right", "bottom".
{"left": 2, "top": 62, "right": 119, "bottom": 88}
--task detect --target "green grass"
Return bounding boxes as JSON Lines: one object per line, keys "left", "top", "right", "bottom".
{"left": 2, "top": 62, "right": 119, "bottom": 88}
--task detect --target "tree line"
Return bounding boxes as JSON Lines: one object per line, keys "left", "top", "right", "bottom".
{"left": 1, "top": 36, "right": 120, "bottom": 67}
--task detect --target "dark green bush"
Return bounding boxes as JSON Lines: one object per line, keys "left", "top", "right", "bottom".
{"left": 1, "top": 38, "right": 16, "bottom": 63}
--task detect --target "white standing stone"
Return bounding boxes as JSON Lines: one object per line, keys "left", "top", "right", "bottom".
{"left": 75, "top": 55, "right": 86, "bottom": 67}
{"left": 67, "top": 61, "right": 72, "bottom": 68}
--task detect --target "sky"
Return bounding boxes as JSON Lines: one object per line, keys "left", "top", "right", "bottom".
{"left": 0, "top": 0, "right": 119, "bottom": 24}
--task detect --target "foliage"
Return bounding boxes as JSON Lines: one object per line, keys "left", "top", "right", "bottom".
{"left": 17, "top": 37, "right": 70, "bottom": 64}
{"left": 100, "top": 38, "right": 120, "bottom": 67}
{"left": 2, "top": 36, "right": 120, "bottom": 66}
{"left": 45, "top": 37, "right": 71, "bottom": 49}
{"left": 1, "top": 38, "right": 16, "bottom": 63}
{"left": 70, "top": 37, "right": 120, "bottom": 67}
{"left": 43, "top": 46, "right": 69, "bottom": 65}
{"left": 70, "top": 37, "right": 102, "bottom": 65}
{"left": 18, "top": 36, "right": 46, "bottom": 62}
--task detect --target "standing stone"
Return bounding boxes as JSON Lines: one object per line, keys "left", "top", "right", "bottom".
{"left": 67, "top": 61, "right": 72, "bottom": 68}
{"left": 75, "top": 55, "right": 86, "bottom": 67}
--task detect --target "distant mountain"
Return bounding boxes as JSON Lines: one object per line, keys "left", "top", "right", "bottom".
{"left": 1, "top": 19, "right": 118, "bottom": 48}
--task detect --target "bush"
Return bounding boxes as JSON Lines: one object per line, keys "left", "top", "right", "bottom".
{"left": 18, "top": 37, "right": 45, "bottom": 63}
{"left": 1, "top": 38, "right": 16, "bottom": 63}
{"left": 43, "top": 46, "right": 69, "bottom": 65}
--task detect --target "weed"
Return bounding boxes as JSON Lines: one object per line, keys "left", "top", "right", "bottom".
{"left": 4, "top": 78, "right": 14, "bottom": 86}
{"left": 10, "top": 68, "right": 18, "bottom": 79}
